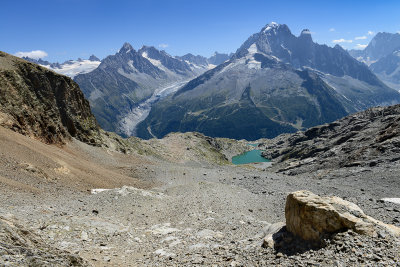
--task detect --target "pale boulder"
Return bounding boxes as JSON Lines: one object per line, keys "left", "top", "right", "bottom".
{"left": 285, "top": 190, "right": 400, "bottom": 242}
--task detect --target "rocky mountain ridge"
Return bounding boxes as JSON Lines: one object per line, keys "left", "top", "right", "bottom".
{"left": 0, "top": 51, "right": 101, "bottom": 145}
{"left": 261, "top": 103, "right": 400, "bottom": 175}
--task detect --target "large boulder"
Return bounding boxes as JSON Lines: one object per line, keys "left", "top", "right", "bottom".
{"left": 285, "top": 190, "right": 400, "bottom": 242}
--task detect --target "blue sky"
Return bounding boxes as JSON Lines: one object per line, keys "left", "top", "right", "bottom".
{"left": 1, "top": 0, "right": 400, "bottom": 62}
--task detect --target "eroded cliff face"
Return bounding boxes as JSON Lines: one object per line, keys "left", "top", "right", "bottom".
{"left": 0, "top": 51, "right": 101, "bottom": 145}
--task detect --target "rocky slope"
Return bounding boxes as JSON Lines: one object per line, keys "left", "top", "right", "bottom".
{"left": 137, "top": 23, "right": 400, "bottom": 140}
{"left": 0, "top": 51, "right": 101, "bottom": 145}
{"left": 261, "top": 103, "right": 400, "bottom": 175}
{"left": 1, "top": 123, "right": 399, "bottom": 266}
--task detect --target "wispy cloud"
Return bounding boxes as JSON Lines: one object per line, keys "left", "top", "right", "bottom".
{"left": 332, "top": 39, "right": 353, "bottom": 44}
{"left": 367, "top": 31, "right": 374, "bottom": 35}
{"left": 355, "top": 36, "right": 367, "bottom": 40}
{"left": 15, "top": 50, "right": 48, "bottom": 59}
{"left": 355, "top": 44, "right": 367, "bottom": 49}
{"left": 329, "top": 28, "right": 335, "bottom": 32}
{"left": 158, "top": 43, "right": 169, "bottom": 49}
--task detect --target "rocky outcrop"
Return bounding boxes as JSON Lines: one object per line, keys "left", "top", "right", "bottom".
{"left": 285, "top": 191, "right": 400, "bottom": 242}
{"left": 262, "top": 104, "right": 400, "bottom": 174}
{"left": 0, "top": 51, "right": 101, "bottom": 145}
{"left": 0, "top": 213, "right": 89, "bottom": 266}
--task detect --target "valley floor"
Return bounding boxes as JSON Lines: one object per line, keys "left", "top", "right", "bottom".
{"left": 0, "top": 127, "right": 399, "bottom": 266}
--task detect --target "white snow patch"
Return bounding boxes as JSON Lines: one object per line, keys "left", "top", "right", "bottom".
{"left": 127, "top": 60, "right": 135, "bottom": 70}
{"left": 245, "top": 44, "right": 262, "bottom": 69}
{"left": 91, "top": 186, "right": 164, "bottom": 198}
{"left": 141, "top": 51, "right": 166, "bottom": 70}
{"left": 40, "top": 60, "right": 100, "bottom": 78}
{"left": 247, "top": 57, "right": 261, "bottom": 69}
{"left": 381, "top": 198, "right": 400, "bottom": 205}
{"left": 91, "top": 189, "right": 111, "bottom": 194}
{"left": 247, "top": 43, "right": 259, "bottom": 54}
{"left": 263, "top": 22, "right": 278, "bottom": 33}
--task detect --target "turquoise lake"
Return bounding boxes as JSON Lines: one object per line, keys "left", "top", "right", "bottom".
{"left": 232, "top": 149, "right": 270, "bottom": 165}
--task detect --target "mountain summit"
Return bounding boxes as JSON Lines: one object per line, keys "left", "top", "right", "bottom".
{"left": 136, "top": 23, "right": 400, "bottom": 140}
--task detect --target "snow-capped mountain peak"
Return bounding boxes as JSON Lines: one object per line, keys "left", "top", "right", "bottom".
{"left": 261, "top": 22, "right": 290, "bottom": 35}
{"left": 262, "top": 22, "right": 278, "bottom": 32}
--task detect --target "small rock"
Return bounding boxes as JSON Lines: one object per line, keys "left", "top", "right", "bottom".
{"left": 81, "top": 231, "right": 89, "bottom": 241}
{"left": 378, "top": 231, "right": 386, "bottom": 239}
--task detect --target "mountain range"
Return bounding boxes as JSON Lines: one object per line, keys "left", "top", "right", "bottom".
{"left": 349, "top": 32, "right": 400, "bottom": 91}
{"left": 22, "top": 55, "right": 101, "bottom": 78}
{"left": 73, "top": 44, "right": 231, "bottom": 136}
{"left": 177, "top": 51, "right": 232, "bottom": 69}
{"left": 18, "top": 23, "right": 400, "bottom": 141}
{"left": 136, "top": 23, "right": 400, "bottom": 140}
